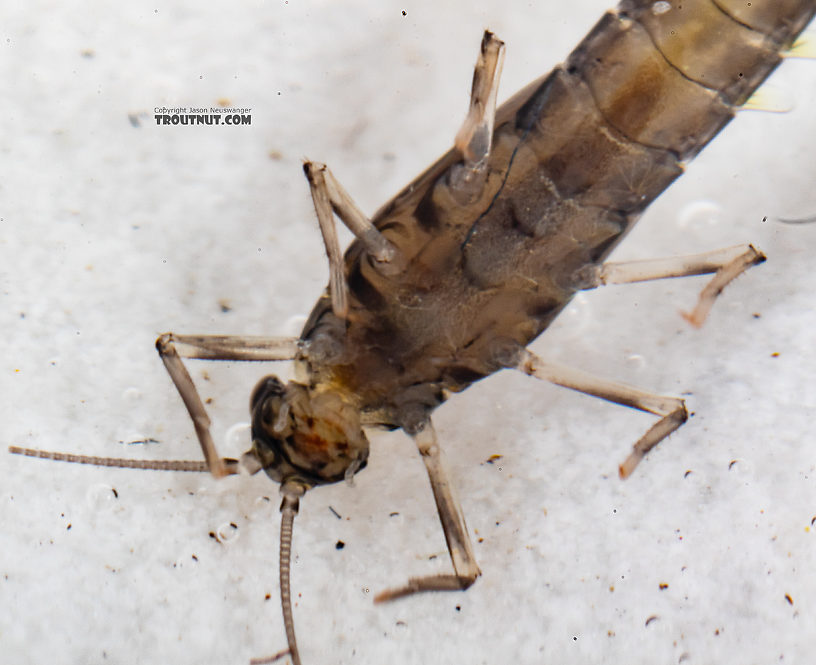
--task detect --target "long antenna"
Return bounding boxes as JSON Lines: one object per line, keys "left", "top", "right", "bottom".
{"left": 8, "top": 445, "right": 211, "bottom": 472}
{"left": 11, "top": 444, "right": 308, "bottom": 662}
{"left": 278, "top": 482, "right": 306, "bottom": 665}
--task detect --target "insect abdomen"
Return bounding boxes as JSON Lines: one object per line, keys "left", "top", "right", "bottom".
{"left": 460, "top": 0, "right": 815, "bottom": 312}
{"left": 308, "top": 0, "right": 815, "bottom": 421}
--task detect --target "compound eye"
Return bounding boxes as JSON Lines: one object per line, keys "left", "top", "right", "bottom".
{"left": 250, "top": 375, "right": 286, "bottom": 412}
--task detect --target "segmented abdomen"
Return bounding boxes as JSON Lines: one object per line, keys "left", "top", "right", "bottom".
{"left": 459, "top": 0, "right": 816, "bottom": 297}
{"left": 305, "top": 0, "right": 815, "bottom": 426}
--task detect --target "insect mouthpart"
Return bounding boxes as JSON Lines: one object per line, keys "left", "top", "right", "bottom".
{"left": 249, "top": 375, "right": 370, "bottom": 487}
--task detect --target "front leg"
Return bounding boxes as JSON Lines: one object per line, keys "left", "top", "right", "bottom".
{"left": 375, "top": 420, "right": 481, "bottom": 603}
{"left": 155, "top": 333, "right": 301, "bottom": 478}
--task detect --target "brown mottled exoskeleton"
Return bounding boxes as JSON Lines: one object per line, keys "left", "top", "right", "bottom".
{"left": 11, "top": 1, "right": 816, "bottom": 663}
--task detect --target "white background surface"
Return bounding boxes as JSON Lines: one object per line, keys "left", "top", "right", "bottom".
{"left": 2, "top": 1, "right": 815, "bottom": 664}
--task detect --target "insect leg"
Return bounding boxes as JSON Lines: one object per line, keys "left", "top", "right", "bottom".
{"left": 515, "top": 349, "right": 688, "bottom": 479}
{"left": 374, "top": 420, "right": 481, "bottom": 602}
{"left": 450, "top": 31, "right": 505, "bottom": 202}
{"left": 579, "top": 243, "right": 766, "bottom": 327}
{"left": 155, "top": 333, "right": 301, "bottom": 477}
{"left": 303, "top": 161, "right": 402, "bottom": 318}
{"left": 157, "top": 333, "right": 301, "bottom": 360}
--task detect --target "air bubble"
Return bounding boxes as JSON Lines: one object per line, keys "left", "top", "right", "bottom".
{"left": 651, "top": 1, "right": 671, "bottom": 15}
{"left": 116, "top": 428, "right": 152, "bottom": 445}
{"left": 254, "top": 495, "right": 272, "bottom": 507}
{"left": 225, "top": 422, "right": 251, "bottom": 456}
{"left": 85, "top": 483, "right": 118, "bottom": 512}
{"left": 558, "top": 293, "right": 593, "bottom": 334}
{"left": 173, "top": 550, "right": 196, "bottom": 569}
{"left": 727, "top": 457, "right": 754, "bottom": 477}
{"left": 283, "top": 313, "right": 308, "bottom": 337}
{"left": 252, "top": 495, "right": 276, "bottom": 518}
{"left": 122, "top": 387, "right": 142, "bottom": 402}
{"left": 677, "top": 200, "right": 723, "bottom": 230}
{"left": 215, "top": 521, "right": 240, "bottom": 544}
{"left": 625, "top": 354, "right": 646, "bottom": 371}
